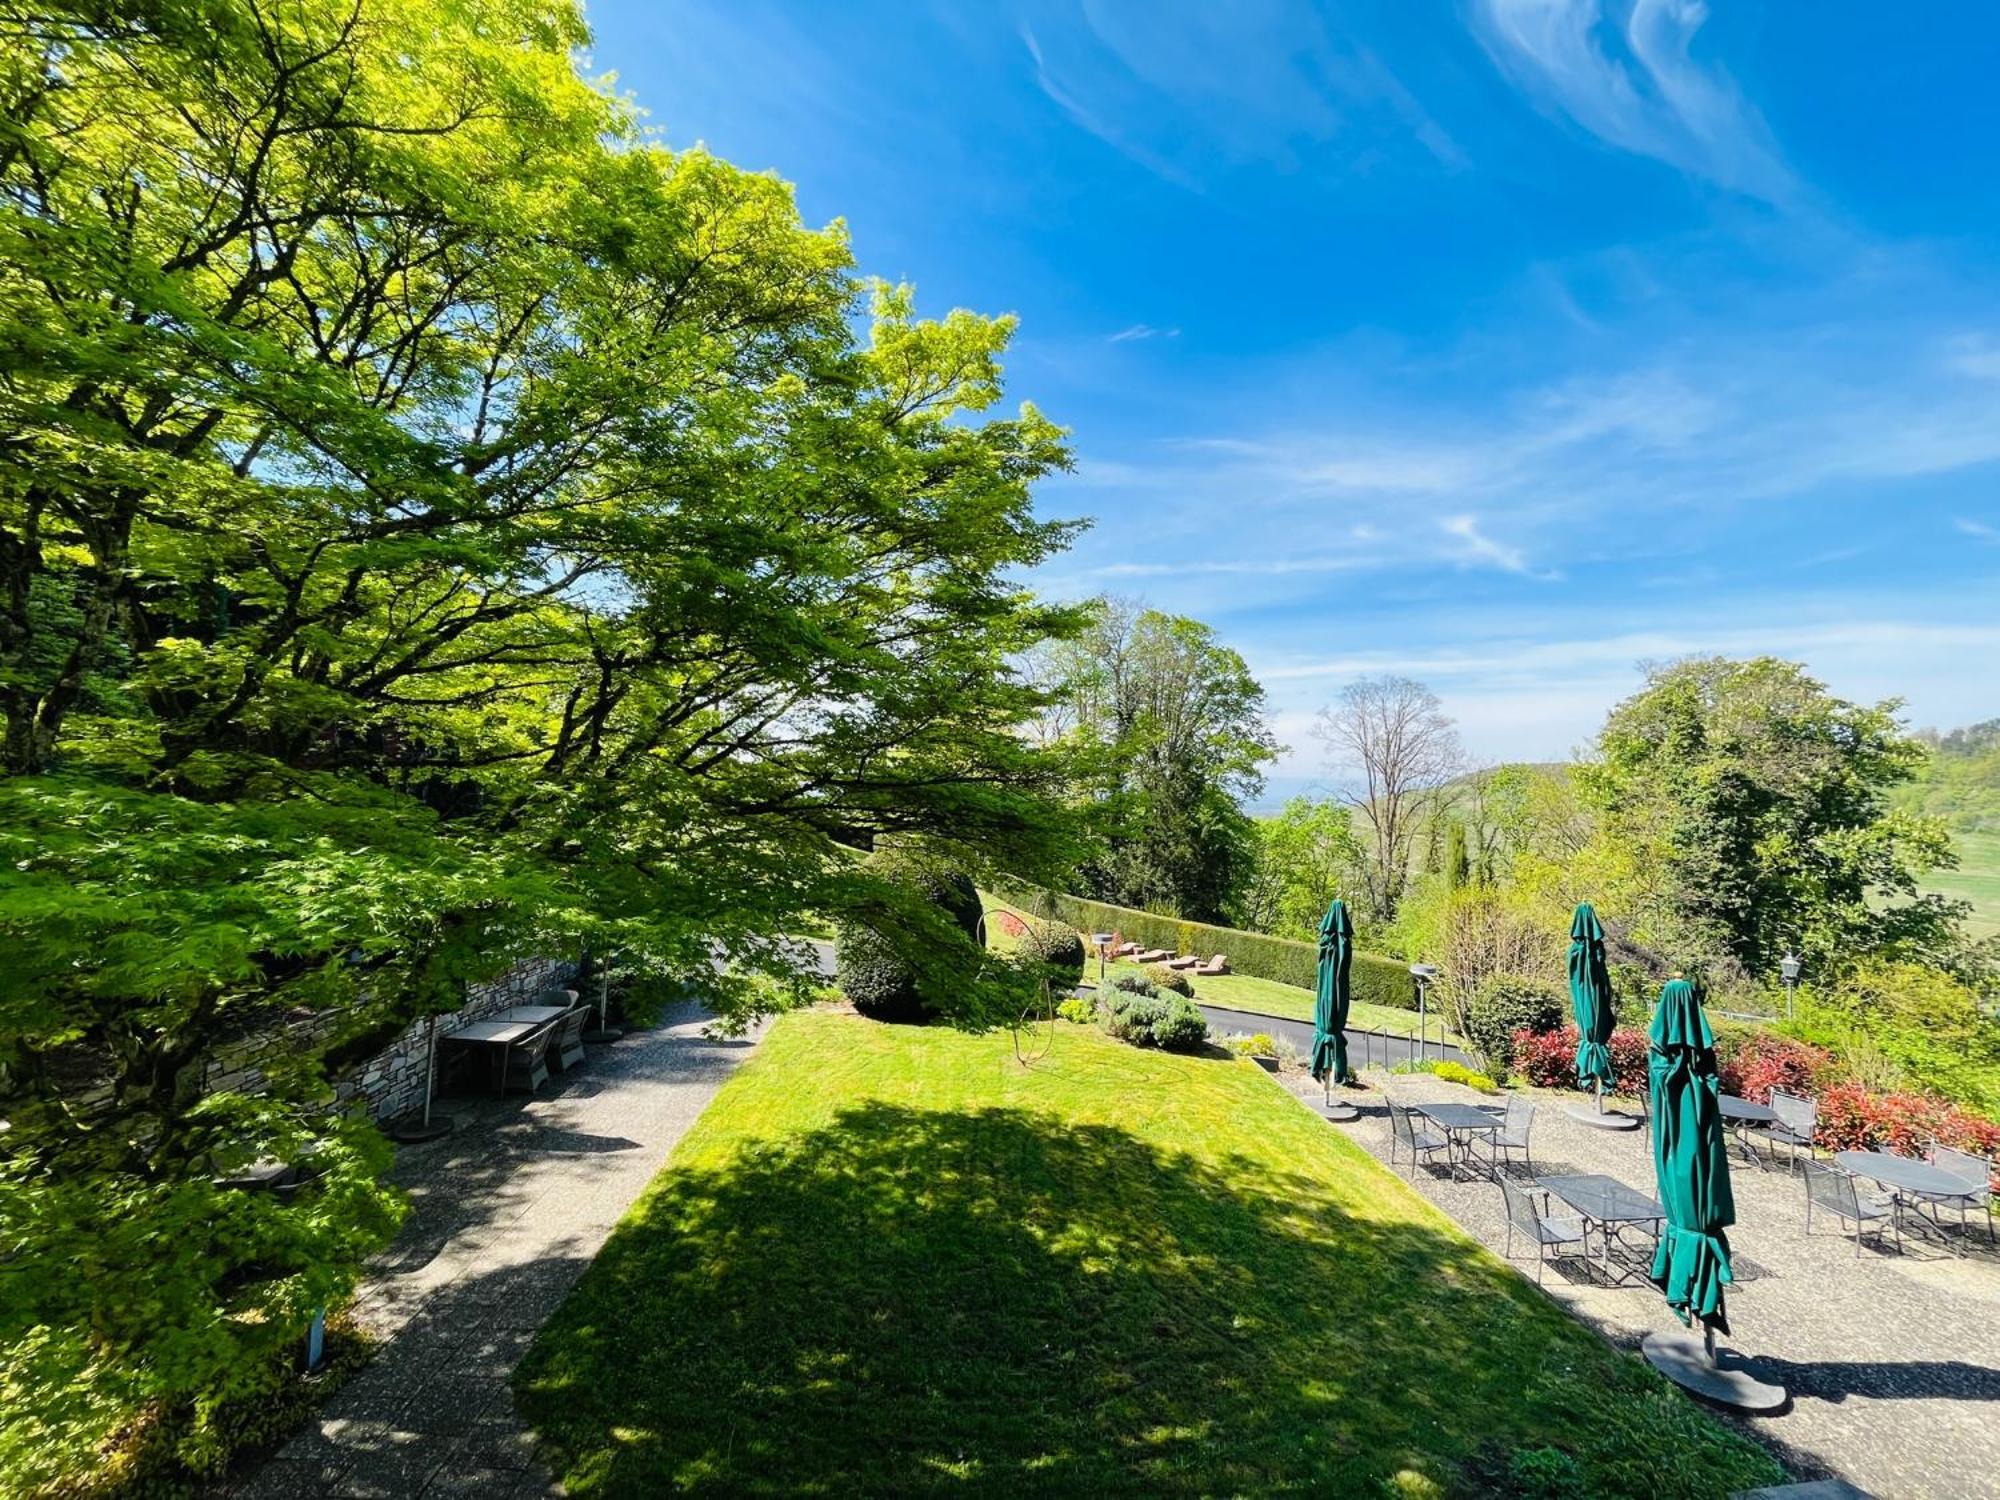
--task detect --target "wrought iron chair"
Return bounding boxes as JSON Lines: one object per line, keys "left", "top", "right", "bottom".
{"left": 1921, "top": 1143, "right": 1996, "bottom": 1248}
{"left": 1765, "top": 1088, "right": 1817, "bottom": 1174}
{"left": 1386, "top": 1101, "right": 1451, "bottom": 1179}
{"left": 1498, "top": 1175, "right": 1588, "bottom": 1283}
{"left": 1802, "top": 1160, "right": 1900, "bottom": 1256}
{"left": 1478, "top": 1095, "right": 1537, "bottom": 1177}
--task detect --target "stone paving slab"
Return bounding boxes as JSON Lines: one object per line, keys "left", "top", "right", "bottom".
{"left": 1275, "top": 1065, "right": 2000, "bottom": 1500}
{"left": 213, "top": 1003, "right": 761, "bottom": 1498}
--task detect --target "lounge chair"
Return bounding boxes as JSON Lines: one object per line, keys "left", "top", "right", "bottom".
{"left": 1802, "top": 1160, "right": 1900, "bottom": 1256}
{"left": 551, "top": 1005, "right": 589, "bottom": 1072}
{"left": 1498, "top": 1175, "right": 1588, "bottom": 1283}
{"left": 1478, "top": 1095, "right": 1536, "bottom": 1177}
{"left": 1166, "top": 953, "right": 1200, "bottom": 970}
{"left": 1114, "top": 941, "right": 1143, "bottom": 957}
{"left": 1765, "top": 1088, "right": 1817, "bottom": 1173}
{"left": 1918, "top": 1143, "right": 1996, "bottom": 1247}
{"left": 1191, "top": 953, "right": 1228, "bottom": 976}
{"left": 1133, "top": 947, "right": 1174, "bottom": 964}
{"left": 503, "top": 1019, "right": 559, "bottom": 1095}
{"left": 1386, "top": 1101, "right": 1451, "bottom": 1179}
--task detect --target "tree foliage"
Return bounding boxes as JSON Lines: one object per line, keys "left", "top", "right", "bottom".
{"left": 1581, "top": 657, "right": 1958, "bottom": 978}
{"left": 1034, "top": 601, "right": 1277, "bottom": 923}
{"left": 0, "top": 0, "right": 1084, "bottom": 1481}
{"left": 1235, "top": 796, "right": 1365, "bottom": 941}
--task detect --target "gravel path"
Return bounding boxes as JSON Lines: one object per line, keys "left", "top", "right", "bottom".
{"left": 216, "top": 1002, "right": 761, "bottom": 1499}
{"left": 1270, "top": 1063, "right": 2000, "bottom": 1500}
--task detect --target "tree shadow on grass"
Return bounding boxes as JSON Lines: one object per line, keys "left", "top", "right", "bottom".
{"left": 514, "top": 1102, "right": 1781, "bottom": 1498}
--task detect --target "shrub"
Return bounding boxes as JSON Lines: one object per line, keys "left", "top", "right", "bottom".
{"left": 1018, "top": 918, "right": 1086, "bottom": 989}
{"left": 1715, "top": 1031, "right": 1834, "bottom": 1104}
{"left": 1226, "top": 1032, "right": 1278, "bottom": 1058}
{"left": 1144, "top": 963, "right": 1194, "bottom": 996}
{"left": 835, "top": 847, "right": 981, "bottom": 1022}
{"left": 1103, "top": 989, "right": 1209, "bottom": 1051}
{"left": 1108, "top": 972, "right": 1158, "bottom": 998}
{"left": 1462, "top": 975, "right": 1564, "bottom": 1076}
{"left": 1512, "top": 1023, "right": 1649, "bottom": 1095}
{"left": 1432, "top": 1060, "right": 1502, "bottom": 1094}
{"left": 1055, "top": 996, "right": 1097, "bottom": 1025}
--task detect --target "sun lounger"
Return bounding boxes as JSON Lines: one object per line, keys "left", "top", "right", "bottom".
{"left": 1166, "top": 954, "right": 1200, "bottom": 970}
{"left": 1191, "top": 953, "right": 1228, "bottom": 976}
{"left": 1133, "top": 947, "right": 1173, "bottom": 964}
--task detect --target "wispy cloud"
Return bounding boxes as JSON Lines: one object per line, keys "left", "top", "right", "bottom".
{"left": 1108, "top": 323, "right": 1180, "bottom": 343}
{"left": 1469, "top": 0, "right": 1796, "bottom": 202}
{"left": 1957, "top": 517, "right": 2000, "bottom": 543}
{"left": 1440, "top": 513, "right": 1555, "bottom": 579}
{"left": 1019, "top": 24, "right": 1200, "bottom": 190}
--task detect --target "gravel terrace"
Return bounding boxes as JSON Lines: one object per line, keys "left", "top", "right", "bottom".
{"left": 1272, "top": 1063, "right": 2000, "bottom": 1500}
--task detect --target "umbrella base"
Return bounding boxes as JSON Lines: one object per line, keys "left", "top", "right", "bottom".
{"left": 390, "top": 1116, "right": 454, "bottom": 1144}
{"left": 1565, "top": 1103, "right": 1642, "bottom": 1131}
{"left": 1315, "top": 1101, "right": 1360, "bottom": 1122}
{"left": 1641, "top": 1331, "right": 1787, "bottom": 1412}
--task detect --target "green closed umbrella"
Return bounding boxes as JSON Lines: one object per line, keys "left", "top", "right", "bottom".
{"left": 1568, "top": 904, "right": 1616, "bottom": 1101}
{"left": 1311, "top": 899, "right": 1353, "bottom": 1097}
{"left": 1647, "top": 978, "right": 1735, "bottom": 1335}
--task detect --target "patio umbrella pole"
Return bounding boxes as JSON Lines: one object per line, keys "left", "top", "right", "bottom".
{"left": 582, "top": 950, "right": 623, "bottom": 1044}
{"left": 391, "top": 1015, "right": 454, "bottom": 1143}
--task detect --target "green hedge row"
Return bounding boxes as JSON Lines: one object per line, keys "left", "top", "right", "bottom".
{"left": 992, "top": 884, "right": 1416, "bottom": 1013}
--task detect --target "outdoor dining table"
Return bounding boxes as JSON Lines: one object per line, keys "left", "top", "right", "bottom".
{"left": 1535, "top": 1173, "right": 1665, "bottom": 1285}
{"left": 1834, "top": 1149, "right": 1981, "bottom": 1249}
{"left": 441, "top": 1018, "right": 549, "bottom": 1096}
{"left": 1719, "top": 1094, "right": 1777, "bottom": 1161}
{"left": 1416, "top": 1101, "right": 1504, "bottom": 1176}
{"left": 495, "top": 1004, "right": 568, "bottom": 1026}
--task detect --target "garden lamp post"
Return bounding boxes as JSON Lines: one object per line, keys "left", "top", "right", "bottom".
{"left": 1409, "top": 963, "right": 1439, "bottom": 1064}
{"left": 1780, "top": 952, "right": 1801, "bottom": 1021}
{"left": 1092, "top": 933, "right": 1114, "bottom": 984}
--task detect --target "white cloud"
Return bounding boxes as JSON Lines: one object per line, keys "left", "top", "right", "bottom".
{"left": 1957, "top": 517, "right": 2000, "bottom": 543}
{"left": 1440, "top": 513, "right": 1553, "bottom": 578}
{"left": 1470, "top": 0, "right": 1795, "bottom": 201}
{"left": 1108, "top": 323, "right": 1180, "bottom": 342}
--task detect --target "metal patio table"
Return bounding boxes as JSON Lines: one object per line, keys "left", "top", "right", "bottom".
{"left": 1416, "top": 1101, "right": 1505, "bottom": 1177}
{"left": 1535, "top": 1173, "right": 1665, "bottom": 1284}
{"left": 1720, "top": 1094, "right": 1777, "bottom": 1163}
{"left": 1835, "top": 1149, "right": 1983, "bottom": 1251}
{"left": 495, "top": 1003, "right": 568, "bottom": 1026}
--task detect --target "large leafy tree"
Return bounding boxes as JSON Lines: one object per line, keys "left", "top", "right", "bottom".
{"left": 0, "top": 0, "right": 1083, "bottom": 1480}
{"left": 1581, "top": 657, "right": 1959, "bottom": 979}
{"left": 1036, "top": 601, "right": 1276, "bottom": 923}
{"left": 1235, "top": 797, "right": 1365, "bottom": 941}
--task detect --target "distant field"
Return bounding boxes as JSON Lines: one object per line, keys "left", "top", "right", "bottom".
{"left": 1922, "top": 829, "right": 2000, "bottom": 940}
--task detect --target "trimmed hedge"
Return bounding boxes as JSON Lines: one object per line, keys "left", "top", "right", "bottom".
{"left": 1003, "top": 885, "right": 1415, "bottom": 1011}
{"left": 1018, "top": 917, "right": 1086, "bottom": 988}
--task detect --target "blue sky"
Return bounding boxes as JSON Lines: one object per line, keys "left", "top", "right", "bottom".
{"left": 586, "top": 0, "right": 2000, "bottom": 804}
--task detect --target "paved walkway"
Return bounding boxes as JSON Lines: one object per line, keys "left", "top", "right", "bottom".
{"left": 1197, "top": 1000, "right": 1473, "bottom": 1072}
{"left": 1274, "top": 1064, "right": 2000, "bottom": 1500}
{"left": 218, "top": 1003, "right": 760, "bottom": 1499}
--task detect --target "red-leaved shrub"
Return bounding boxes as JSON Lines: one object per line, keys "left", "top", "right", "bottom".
{"left": 1716, "top": 1031, "right": 1833, "bottom": 1104}
{"left": 1812, "top": 1084, "right": 2000, "bottom": 1189}
{"left": 1510, "top": 1023, "right": 1647, "bottom": 1095}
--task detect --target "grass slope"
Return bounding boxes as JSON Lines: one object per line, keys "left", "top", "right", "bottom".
{"left": 1920, "top": 828, "right": 2000, "bottom": 940}
{"left": 1097, "top": 959, "right": 1462, "bottom": 1045}
{"left": 517, "top": 1012, "right": 1778, "bottom": 1498}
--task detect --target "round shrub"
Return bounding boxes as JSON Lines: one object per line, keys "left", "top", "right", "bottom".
{"left": 833, "top": 846, "right": 981, "bottom": 1023}
{"left": 1055, "top": 996, "right": 1097, "bottom": 1025}
{"left": 1463, "top": 975, "right": 1564, "bottom": 1076}
{"left": 1151, "top": 994, "right": 1209, "bottom": 1052}
{"left": 1019, "top": 918, "right": 1086, "bottom": 989}
{"left": 1143, "top": 963, "right": 1193, "bottom": 996}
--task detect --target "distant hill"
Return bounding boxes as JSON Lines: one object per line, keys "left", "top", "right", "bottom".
{"left": 1901, "top": 720, "right": 2000, "bottom": 938}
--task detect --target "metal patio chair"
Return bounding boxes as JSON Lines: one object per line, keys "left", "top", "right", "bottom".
{"left": 1766, "top": 1088, "right": 1817, "bottom": 1174}
{"left": 1479, "top": 1095, "right": 1537, "bottom": 1177}
{"left": 1920, "top": 1143, "right": 1996, "bottom": 1248}
{"left": 1498, "top": 1175, "right": 1588, "bottom": 1284}
{"left": 1387, "top": 1101, "right": 1451, "bottom": 1179}
{"left": 1802, "top": 1160, "right": 1900, "bottom": 1256}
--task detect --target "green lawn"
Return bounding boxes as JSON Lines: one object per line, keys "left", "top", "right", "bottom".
{"left": 1094, "top": 958, "right": 1463, "bottom": 1046}
{"left": 516, "top": 1011, "right": 1780, "bottom": 1497}
{"left": 1920, "top": 828, "right": 2000, "bottom": 940}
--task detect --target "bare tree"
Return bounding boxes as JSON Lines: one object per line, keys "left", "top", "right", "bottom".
{"left": 1314, "top": 676, "right": 1462, "bottom": 918}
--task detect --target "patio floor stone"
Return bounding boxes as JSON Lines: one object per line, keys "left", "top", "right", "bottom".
{"left": 1279, "top": 1064, "right": 2000, "bottom": 1500}
{"left": 212, "top": 1002, "right": 763, "bottom": 1498}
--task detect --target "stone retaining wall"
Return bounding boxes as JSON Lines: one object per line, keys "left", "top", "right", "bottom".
{"left": 339, "top": 957, "right": 578, "bottom": 1122}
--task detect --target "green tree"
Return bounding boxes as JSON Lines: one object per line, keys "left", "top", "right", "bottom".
{"left": 1237, "top": 797, "right": 1366, "bottom": 941}
{"left": 0, "top": 1, "right": 1084, "bottom": 1482}
{"left": 1581, "top": 657, "right": 1960, "bottom": 978}
{"left": 1037, "top": 602, "right": 1277, "bottom": 924}
{"left": 1445, "top": 820, "right": 1472, "bottom": 893}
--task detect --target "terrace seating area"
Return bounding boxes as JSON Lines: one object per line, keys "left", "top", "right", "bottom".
{"left": 1279, "top": 1063, "right": 2000, "bottom": 1500}
{"left": 439, "top": 989, "right": 598, "bottom": 1099}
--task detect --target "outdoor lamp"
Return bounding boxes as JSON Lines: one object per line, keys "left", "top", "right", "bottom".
{"left": 1409, "top": 964, "right": 1439, "bottom": 1062}
{"left": 1780, "top": 952, "right": 1802, "bottom": 1020}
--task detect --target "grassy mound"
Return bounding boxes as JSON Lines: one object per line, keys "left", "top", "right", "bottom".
{"left": 516, "top": 1012, "right": 1779, "bottom": 1497}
